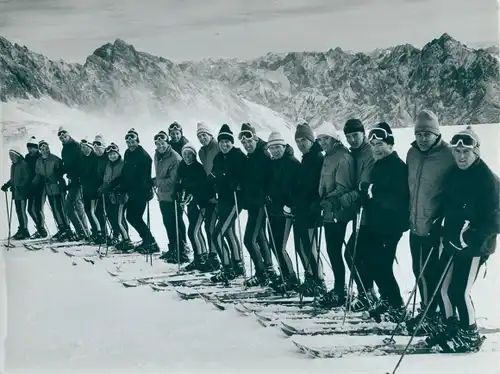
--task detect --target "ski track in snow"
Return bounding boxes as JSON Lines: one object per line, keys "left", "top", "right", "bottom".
{"left": 1, "top": 101, "right": 500, "bottom": 373}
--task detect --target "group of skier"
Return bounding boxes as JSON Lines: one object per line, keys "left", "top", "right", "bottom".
{"left": 3, "top": 110, "right": 499, "bottom": 353}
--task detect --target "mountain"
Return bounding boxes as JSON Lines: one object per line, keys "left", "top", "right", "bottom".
{"left": 1, "top": 33, "right": 499, "bottom": 129}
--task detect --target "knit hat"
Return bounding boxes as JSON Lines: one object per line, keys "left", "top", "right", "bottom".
{"left": 125, "top": 128, "right": 139, "bottom": 142}
{"left": 451, "top": 126, "right": 481, "bottom": 157}
{"left": 294, "top": 123, "right": 315, "bottom": 143}
{"left": 316, "top": 123, "right": 340, "bottom": 141}
{"left": 267, "top": 131, "right": 286, "bottom": 147}
{"left": 181, "top": 142, "right": 198, "bottom": 157}
{"left": 369, "top": 122, "right": 394, "bottom": 145}
{"left": 196, "top": 121, "right": 213, "bottom": 137}
{"left": 344, "top": 119, "right": 365, "bottom": 135}
{"left": 57, "top": 126, "right": 68, "bottom": 136}
{"left": 169, "top": 121, "right": 182, "bottom": 134}
{"left": 9, "top": 149, "right": 23, "bottom": 159}
{"left": 93, "top": 133, "right": 106, "bottom": 148}
{"left": 26, "top": 136, "right": 38, "bottom": 149}
{"left": 80, "top": 137, "right": 94, "bottom": 151}
{"left": 415, "top": 110, "right": 440, "bottom": 136}
{"left": 106, "top": 142, "right": 120, "bottom": 156}
{"left": 38, "top": 140, "right": 49, "bottom": 148}
{"left": 154, "top": 130, "right": 169, "bottom": 142}
{"left": 217, "top": 124, "right": 234, "bottom": 143}
{"left": 238, "top": 123, "right": 256, "bottom": 140}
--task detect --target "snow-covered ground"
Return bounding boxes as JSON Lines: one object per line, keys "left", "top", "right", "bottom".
{"left": 1, "top": 99, "right": 500, "bottom": 373}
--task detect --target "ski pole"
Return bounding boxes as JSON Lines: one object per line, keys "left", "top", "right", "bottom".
{"left": 147, "top": 201, "right": 152, "bottom": 266}
{"left": 386, "top": 252, "right": 455, "bottom": 374}
{"left": 102, "top": 194, "right": 109, "bottom": 258}
{"left": 174, "top": 200, "right": 181, "bottom": 273}
{"left": 313, "top": 213, "right": 324, "bottom": 302}
{"left": 233, "top": 190, "right": 247, "bottom": 281}
{"left": 264, "top": 205, "right": 288, "bottom": 295}
{"left": 4, "top": 192, "right": 13, "bottom": 250}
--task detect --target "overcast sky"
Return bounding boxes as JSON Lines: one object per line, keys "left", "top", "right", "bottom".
{"left": 1, "top": 0, "right": 498, "bottom": 62}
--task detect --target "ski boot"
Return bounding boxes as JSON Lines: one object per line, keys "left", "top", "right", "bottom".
{"left": 425, "top": 317, "right": 460, "bottom": 348}
{"left": 12, "top": 228, "right": 30, "bottom": 240}
{"left": 233, "top": 261, "right": 245, "bottom": 277}
{"left": 314, "top": 286, "right": 347, "bottom": 309}
{"left": 405, "top": 307, "right": 440, "bottom": 336}
{"left": 298, "top": 275, "right": 327, "bottom": 298}
{"left": 184, "top": 255, "right": 201, "bottom": 272}
{"left": 109, "top": 236, "right": 121, "bottom": 247}
{"left": 210, "top": 266, "right": 236, "bottom": 284}
{"left": 30, "top": 227, "right": 48, "bottom": 239}
{"left": 442, "top": 324, "right": 485, "bottom": 353}
{"left": 119, "top": 239, "right": 135, "bottom": 253}
{"left": 207, "top": 252, "right": 221, "bottom": 271}
{"left": 92, "top": 232, "right": 106, "bottom": 245}
{"left": 197, "top": 253, "right": 212, "bottom": 273}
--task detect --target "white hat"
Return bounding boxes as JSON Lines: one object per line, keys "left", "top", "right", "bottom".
{"left": 316, "top": 123, "right": 340, "bottom": 141}
{"left": 267, "top": 131, "right": 286, "bottom": 147}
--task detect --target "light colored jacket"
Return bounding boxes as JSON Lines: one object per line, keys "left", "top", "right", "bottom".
{"left": 7, "top": 155, "right": 31, "bottom": 200}
{"left": 33, "top": 153, "right": 65, "bottom": 197}
{"left": 154, "top": 146, "right": 182, "bottom": 202}
{"left": 198, "top": 138, "right": 220, "bottom": 175}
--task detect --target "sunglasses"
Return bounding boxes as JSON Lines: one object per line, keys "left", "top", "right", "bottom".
{"left": 368, "top": 128, "right": 393, "bottom": 141}
{"left": 169, "top": 122, "right": 182, "bottom": 131}
{"left": 106, "top": 144, "right": 119, "bottom": 153}
{"left": 125, "top": 133, "right": 138, "bottom": 141}
{"left": 57, "top": 130, "right": 68, "bottom": 137}
{"left": 450, "top": 133, "right": 477, "bottom": 149}
{"left": 238, "top": 130, "right": 254, "bottom": 141}
{"left": 154, "top": 133, "right": 168, "bottom": 142}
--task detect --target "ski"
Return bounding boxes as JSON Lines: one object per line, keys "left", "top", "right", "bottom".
{"left": 2, "top": 237, "right": 53, "bottom": 248}
{"left": 175, "top": 285, "right": 273, "bottom": 301}
{"left": 198, "top": 292, "right": 226, "bottom": 310}
{"left": 24, "top": 243, "right": 43, "bottom": 251}
{"left": 28, "top": 240, "right": 88, "bottom": 251}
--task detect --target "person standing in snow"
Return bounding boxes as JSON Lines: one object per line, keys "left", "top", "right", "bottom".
{"left": 210, "top": 124, "right": 247, "bottom": 283}
{"left": 424, "top": 126, "right": 500, "bottom": 353}
{"left": 153, "top": 130, "right": 189, "bottom": 263}
{"left": 292, "top": 123, "right": 327, "bottom": 297}
{"left": 197, "top": 121, "right": 222, "bottom": 270}
{"left": 168, "top": 122, "right": 189, "bottom": 156}
{"left": 97, "top": 143, "right": 134, "bottom": 252}
{"left": 265, "top": 131, "right": 301, "bottom": 292}
{"left": 404, "top": 110, "right": 456, "bottom": 334}
{"left": 24, "top": 136, "right": 47, "bottom": 238}
{"left": 2, "top": 150, "right": 32, "bottom": 240}
{"left": 93, "top": 134, "right": 109, "bottom": 239}
{"left": 315, "top": 123, "right": 356, "bottom": 308}
{"left": 57, "top": 127, "right": 91, "bottom": 240}
{"left": 238, "top": 123, "right": 276, "bottom": 287}
{"left": 341, "top": 119, "right": 377, "bottom": 312}
{"left": 358, "top": 122, "right": 409, "bottom": 323}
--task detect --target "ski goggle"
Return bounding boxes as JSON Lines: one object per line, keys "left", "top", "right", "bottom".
{"left": 154, "top": 133, "right": 168, "bottom": 143}
{"left": 169, "top": 122, "right": 182, "bottom": 132}
{"left": 39, "top": 142, "right": 49, "bottom": 150}
{"left": 80, "top": 139, "right": 93, "bottom": 147}
{"left": 368, "top": 128, "right": 393, "bottom": 142}
{"left": 57, "top": 130, "right": 68, "bottom": 138}
{"left": 106, "top": 144, "right": 119, "bottom": 153}
{"left": 238, "top": 130, "right": 254, "bottom": 141}
{"left": 450, "top": 133, "right": 477, "bottom": 149}
{"left": 125, "top": 133, "right": 138, "bottom": 141}
{"left": 93, "top": 141, "right": 104, "bottom": 147}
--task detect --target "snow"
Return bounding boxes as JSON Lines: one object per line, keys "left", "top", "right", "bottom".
{"left": 1, "top": 99, "right": 500, "bottom": 373}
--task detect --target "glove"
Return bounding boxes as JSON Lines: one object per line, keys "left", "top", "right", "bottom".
{"left": 319, "top": 198, "right": 332, "bottom": 211}
{"left": 97, "top": 186, "right": 106, "bottom": 196}
{"left": 283, "top": 205, "right": 294, "bottom": 218}
{"left": 209, "top": 197, "right": 217, "bottom": 204}
{"left": 359, "top": 182, "right": 373, "bottom": 198}
{"left": 265, "top": 196, "right": 273, "bottom": 206}
{"left": 181, "top": 194, "right": 193, "bottom": 207}
{"left": 1, "top": 183, "right": 9, "bottom": 192}
{"left": 447, "top": 220, "right": 471, "bottom": 252}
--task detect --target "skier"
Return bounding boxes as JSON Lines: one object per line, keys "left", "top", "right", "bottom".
{"left": 177, "top": 143, "right": 213, "bottom": 271}
{"left": 80, "top": 138, "right": 105, "bottom": 244}
{"left": 425, "top": 126, "right": 500, "bottom": 352}
{"left": 2, "top": 149, "right": 32, "bottom": 240}
{"left": 168, "top": 121, "right": 189, "bottom": 156}
{"left": 93, "top": 134, "right": 109, "bottom": 240}
{"left": 97, "top": 143, "right": 133, "bottom": 251}
{"left": 58, "top": 126, "right": 91, "bottom": 240}
{"left": 238, "top": 123, "right": 276, "bottom": 287}
{"left": 315, "top": 123, "right": 356, "bottom": 308}
{"left": 197, "top": 121, "right": 222, "bottom": 270}
{"left": 292, "top": 123, "right": 327, "bottom": 297}
{"left": 265, "top": 131, "right": 301, "bottom": 292}
{"left": 24, "top": 137, "right": 47, "bottom": 238}
{"left": 210, "top": 124, "right": 247, "bottom": 282}
{"left": 32, "top": 140, "right": 73, "bottom": 241}
{"left": 341, "top": 119, "right": 377, "bottom": 311}
{"left": 153, "top": 130, "right": 189, "bottom": 263}
{"left": 359, "top": 122, "right": 409, "bottom": 322}
{"left": 405, "top": 110, "right": 455, "bottom": 334}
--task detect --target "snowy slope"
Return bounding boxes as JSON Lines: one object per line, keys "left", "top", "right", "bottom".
{"left": 1, "top": 107, "right": 500, "bottom": 373}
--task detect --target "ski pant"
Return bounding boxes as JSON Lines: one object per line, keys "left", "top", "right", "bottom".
{"left": 126, "top": 196, "right": 154, "bottom": 243}
{"left": 27, "top": 189, "right": 45, "bottom": 231}
{"left": 83, "top": 196, "right": 105, "bottom": 236}
{"left": 324, "top": 221, "right": 348, "bottom": 292}
{"left": 344, "top": 224, "right": 375, "bottom": 296}
{"left": 48, "top": 194, "right": 69, "bottom": 230}
{"left": 364, "top": 228, "right": 404, "bottom": 308}
{"left": 244, "top": 206, "right": 273, "bottom": 273}
{"left": 293, "top": 216, "right": 324, "bottom": 280}
{"left": 268, "top": 214, "right": 295, "bottom": 278}
{"left": 187, "top": 202, "right": 207, "bottom": 256}
{"left": 159, "top": 200, "right": 187, "bottom": 252}
{"left": 202, "top": 203, "right": 218, "bottom": 255}
{"left": 213, "top": 202, "right": 241, "bottom": 266}
{"left": 439, "top": 250, "right": 486, "bottom": 329}
{"left": 106, "top": 200, "right": 129, "bottom": 240}
{"left": 14, "top": 199, "right": 28, "bottom": 231}
{"left": 410, "top": 232, "right": 442, "bottom": 314}
{"left": 64, "top": 186, "right": 90, "bottom": 237}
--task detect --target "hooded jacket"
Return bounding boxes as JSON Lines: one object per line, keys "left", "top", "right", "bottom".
{"left": 5, "top": 154, "right": 31, "bottom": 200}
{"left": 33, "top": 153, "right": 66, "bottom": 197}
{"left": 154, "top": 145, "right": 182, "bottom": 202}
{"left": 242, "top": 138, "right": 272, "bottom": 209}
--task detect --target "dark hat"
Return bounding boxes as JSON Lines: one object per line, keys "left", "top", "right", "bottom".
{"left": 217, "top": 124, "right": 234, "bottom": 143}
{"left": 343, "top": 119, "right": 365, "bottom": 135}
{"left": 238, "top": 123, "right": 256, "bottom": 139}
{"left": 125, "top": 128, "right": 140, "bottom": 143}
{"left": 106, "top": 142, "right": 120, "bottom": 156}
{"left": 169, "top": 121, "right": 182, "bottom": 133}
{"left": 369, "top": 122, "right": 394, "bottom": 145}
{"left": 294, "top": 123, "right": 315, "bottom": 143}
{"left": 38, "top": 140, "right": 49, "bottom": 148}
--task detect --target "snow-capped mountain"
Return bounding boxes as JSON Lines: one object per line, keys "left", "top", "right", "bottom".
{"left": 1, "top": 33, "right": 499, "bottom": 129}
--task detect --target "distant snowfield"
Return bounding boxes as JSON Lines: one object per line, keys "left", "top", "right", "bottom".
{"left": 1, "top": 99, "right": 500, "bottom": 373}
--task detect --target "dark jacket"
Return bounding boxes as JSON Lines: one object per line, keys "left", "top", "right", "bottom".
{"left": 293, "top": 141, "right": 324, "bottom": 227}
{"left": 80, "top": 152, "right": 101, "bottom": 199}
{"left": 242, "top": 139, "right": 272, "bottom": 209}
{"left": 117, "top": 145, "right": 153, "bottom": 200}
{"left": 267, "top": 145, "right": 300, "bottom": 216}
{"left": 363, "top": 151, "right": 410, "bottom": 235}
{"left": 33, "top": 153, "right": 66, "bottom": 197}
{"left": 178, "top": 160, "right": 214, "bottom": 208}
{"left": 441, "top": 159, "right": 500, "bottom": 257}
{"left": 24, "top": 152, "right": 40, "bottom": 180}
{"left": 61, "top": 138, "right": 83, "bottom": 186}
{"left": 168, "top": 136, "right": 189, "bottom": 157}
{"left": 96, "top": 153, "right": 108, "bottom": 187}
{"left": 211, "top": 146, "right": 247, "bottom": 205}
{"left": 5, "top": 155, "right": 31, "bottom": 200}
{"left": 101, "top": 157, "right": 127, "bottom": 205}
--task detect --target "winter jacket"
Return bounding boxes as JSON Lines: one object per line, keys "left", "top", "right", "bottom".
{"left": 293, "top": 141, "right": 324, "bottom": 227}
{"left": 168, "top": 136, "right": 189, "bottom": 157}
{"left": 199, "top": 138, "right": 220, "bottom": 175}
{"left": 441, "top": 159, "right": 500, "bottom": 258}
{"left": 33, "top": 153, "right": 66, "bottom": 197}
{"left": 242, "top": 139, "right": 272, "bottom": 209}
{"left": 24, "top": 152, "right": 40, "bottom": 180}
{"left": 96, "top": 153, "right": 108, "bottom": 186}
{"left": 61, "top": 138, "right": 83, "bottom": 186}
{"left": 154, "top": 145, "right": 182, "bottom": 202}
{"left": 117, "top": 145, "right": 154, "bottom": 200}
{"left": 319, "top": 142, "right": 357, "bottom": 223}
{"left": 363, "top": 151, "right": 410, "bottom": 235}
{"left": 177, "top": 160, "right": 214, "bottom": 208}
{"left": 406, "top": 137, "right": 455, "bottom": 237}
{"left": 101, "top": 157, "right": 127, "bottom": 205}
{"left": 267, "top": 145, "right": 301, "bottom": 216}
{"left": 5, "top": 156, "right": 31, "bottom": 200}
{"left": 211, "top": 146, "right": 247, "bottom": 205}
{"left": 80, "top": 152, "right": 101, "bottom": 199}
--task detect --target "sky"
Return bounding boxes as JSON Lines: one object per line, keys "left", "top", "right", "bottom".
{"left": 0, "top": 0, "right": 499, "bottom": 63}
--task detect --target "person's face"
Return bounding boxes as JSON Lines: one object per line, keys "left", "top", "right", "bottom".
{"left": 170, "top": 130, "right": 182, "bottom": 143}
{"left": 108, "top": 152, "right": 119, "bottom": 162}
{"left": 182, "top": 151, "right": 196, "bottom": 165}
{"left": 240, "top": 136, "right": 258, "bottom": 154}
{"left": 197, "top": 132, "right": 212, "bottom": 146}
{"left": 219, "top": 139, "right": 233, "bottom": 154}
{"left": 9, "top": 153, "right": 17, "bottom": 163}
{"left": 415, "top": 131, "right": 439, "bottom": 152}
{"left": 317, "top": 135, "right": 336, "bottom": 153}
{"left": 58, "top": 131, "right": 71, "bottom": 144}
{"left": 81, "top": 144, "right": 92, "bottom": 156}
{"left": 268, "top": 144, "right": 286, "bottom": 160}
{"left": 452, "top": 146, "right": 477, "bottom": 170}
{"left": 125, "top": 133, "right": 139, "bottom": 150}
{"left": 27, "top": 146, "right": 38, "bottom": 156}
{"left": 345, "top": 132, "right": 364, "bottom": 149}
{"left": 370, "top": 139, "right": 392, "bottom": 160}
{"left": 94, "top": 146, "right": 105, "bottom": 156}
{"left": 155, "top": 138, "right": 169, "bottom": 153}
{"left": 295, "top": 137, "right": 313, "bottom": 155}
{"left": 40, "top": 144, "right": 50, "bottom": 158}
